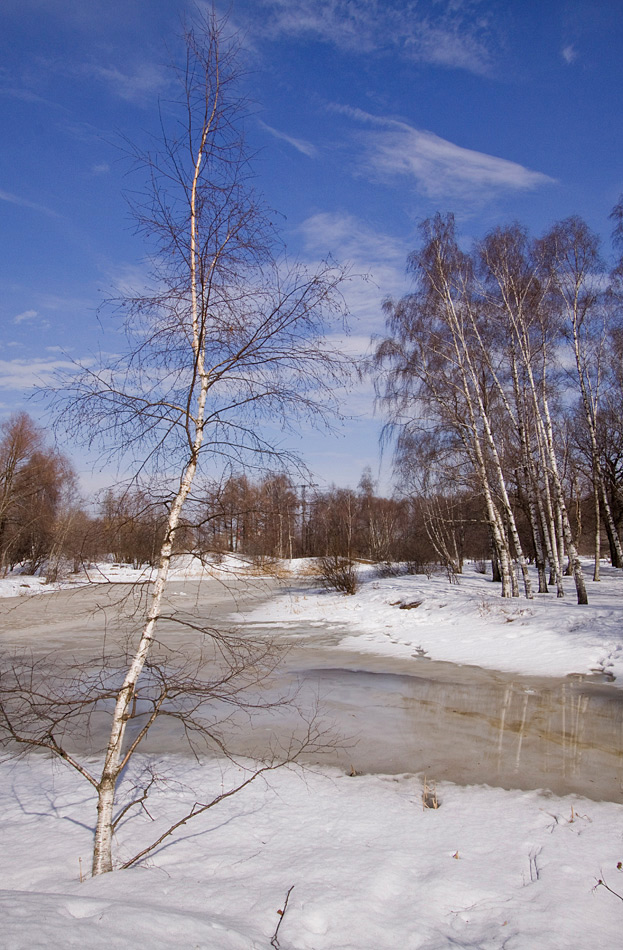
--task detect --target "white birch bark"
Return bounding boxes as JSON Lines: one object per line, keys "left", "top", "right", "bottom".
{"left": 592, "top": 464, "right": 601, "bottom": 581}
{"left": 500, "top": 282, "right": 584, "bottom": 602}
{"left": 431, "top": 259, "right": 529, "bottom": 598}
{"left": 569, "top": 291, "right": 623, "bottom": 571}
{"left": 92, "top": 66, "right": 216, "bottom": 875}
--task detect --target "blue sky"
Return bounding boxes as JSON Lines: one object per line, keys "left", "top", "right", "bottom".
{"left": 1, "top": 0, "right": 622, "bottom": 494}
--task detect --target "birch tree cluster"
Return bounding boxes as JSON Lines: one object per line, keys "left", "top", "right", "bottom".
{"left": 376, "top": 210, "right": 623, "bottom": 603}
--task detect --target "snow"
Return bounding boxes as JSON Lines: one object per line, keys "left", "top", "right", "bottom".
{"left": 2, "top": 756, "right": 622, "bottom": 949}
{"left": 0, "top": 553, "right": 300, "bottom": 599}
{"left": 1, "top": 558, "right": 622, "bottom": 948}
{"left": 242, "top": 560, "right": 623, "bottom": 685}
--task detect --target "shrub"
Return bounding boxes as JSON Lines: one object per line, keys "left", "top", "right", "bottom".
{"left": 318, "top": 556, "right": 359, "bottom": 594}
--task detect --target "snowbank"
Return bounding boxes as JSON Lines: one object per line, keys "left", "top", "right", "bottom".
{"left": 1, "top": 756, "right": 621, "bottom": 949}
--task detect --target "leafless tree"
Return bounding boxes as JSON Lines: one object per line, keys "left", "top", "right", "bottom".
{"left": 539, "top": 217, "right": 623, "bottom": 578}
{"left": 375, "top": 214, "right": 599, "bottom": 604}
{"left": 477, "top": 224, "right": 572, "bottom": 597}
{"left": 376, "top": 214, "right": 531, "bottom": 598}
{"left": 0, "top": 626, "right": 333, "bottom": 870}
{"left": 0, "top": 412, "right": 79, "bottom": 576}
{"left": 4, "top": 10, "right": 352, "bottom": 877}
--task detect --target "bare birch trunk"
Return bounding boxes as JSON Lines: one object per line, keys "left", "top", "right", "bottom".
{"left": 541, "top": 400, "right": 587, "bottom": 603}
{"left": 593, "top": 469, "right": 601, "bottom": 581}
{"left": 561, "top": 228, "right": 623, "bottom": 570}
{"left": 425, "top": 250, "right": 517, "bottom": 597}
{"left": 92, "top": 449, "right": 202, "bottom": 875}
{"left": 511, "top": 309, "right": 583, "bottom": 601}
{"left": 443, "top": 279, "right": 532, "bottom": 598}
{"left": 92, "top": 62, "right": 215, "bottom": 874}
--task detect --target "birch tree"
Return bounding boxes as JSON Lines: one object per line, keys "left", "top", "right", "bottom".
{"left": 539, "top": 217, "right": 623, "bottom": 575}
{"left": 478, "top": 225, "right": 565, "bottom": 596}
{"left": 4, "top": 11, "right": 351, "bottom": 877}
{"left": 478, "top": 223, "right": 588, "bottom": 603}
{"left": 377, "top": 214, "right": 525, "bottom": 598}
{"left": 377, "top": 214, "right": 593, "bottom": 604}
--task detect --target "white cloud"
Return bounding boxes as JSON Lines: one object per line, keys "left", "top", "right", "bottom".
{"left": 252, "top": 0, "right": 495, "bottom": 75}
{"left": 0, "top": 85, "right": 62, "bottom": 108}
{"left": 299, "top": 211, "right": 410, "bottom": 337}
{"left": 300, "top": 210, "right": 406, "bottom": 268}
{"left": 13, "top": 309, "right": 38, "bottom": 325}
{"left": 562, "top": 44, "right": 577, "bottom": 64}
{"left": 0, "top": 357, "right": 76, "bottom": 391}
{"left": 35, "top": 292, "right": 94, "bottom": 312}
{"left": 258, "top": 120, "right": 318, "bottom": 158}
{"left": 106, "top": 262, "right": 154, "bottom": 300}
{"left": 0, "top": 188, "right": 60, "bottom": 218}
{"left": 332, "top": 105, "right": 555, "bottom": 200}
{"left": 91, "top": 162, "right": 110, "bottom": 175}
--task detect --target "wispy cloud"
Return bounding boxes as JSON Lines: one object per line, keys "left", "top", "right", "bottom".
{"left": 300, "top": 210, "right": 405, "bottom": 268}
{"left": 561, "top": 44, "right": 577, "bottom": 64}
{"left": 105, "top": 262, "right": 155, "bottom": 300}
{"left": 0, "top": 357, "right": 76, "bottom": 391}
{"left": 0, "top": 188, "right": 60, "bottom": 218}
{"left": 13, "top": 309, "right": 38, "bottom": 325}
{"left": 331, "top": 105, "right": 555, "bottom": 200}
{"left": 83, "top": 61, "right": 170, "bottom": 105}
{"left": 298, "top": 211, "right": 405, "bottom": 424}
{"left": 300, "top": 211, "right": 409, "bottom": 337}
{"left": 91, "top": 162, "right": 110, "bottom": 175}
{"left": 35, "top": 291, "right": 95, "bottom": 313}
{"left": 0, "top": 85, "right": 62, "bottom": 107}
{"left": 251, "top": 0, "right": 496, "bottom": 75}
{"left": 258, "top": 120, "right": 318, "bottom": 158}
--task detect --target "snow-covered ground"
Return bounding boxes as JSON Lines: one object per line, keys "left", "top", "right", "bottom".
{"left": 1, "top": 559, "right": 622, "bottom": 948}
{"left": 0, "top": 553, "right": 239, "bottom": 597}
{"left": 0, "top": 552, "right": 300, "bottom": 598}
{"left": 242, "top": 560, "right": 623, "bottom": 685}
{"left": 1, "top": 754, "right": 621, "bottom": 949}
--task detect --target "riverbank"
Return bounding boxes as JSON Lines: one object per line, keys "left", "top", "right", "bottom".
{"left": 1, "top": 560, "right": 622, "bottom": 947}
{"left": 241, "top": 559, "right": 623, "bottom": 684}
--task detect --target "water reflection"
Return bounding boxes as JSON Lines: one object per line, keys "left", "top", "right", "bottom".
{"left": 290, "top": 667, "right": 623, "bottom": 803}
{"left": 2, "top": 580, "right": 621, "bottom": 803}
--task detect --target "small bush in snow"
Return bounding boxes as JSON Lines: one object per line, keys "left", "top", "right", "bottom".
{"left": 318, "top": 556, "right": 360, "bottom": 595}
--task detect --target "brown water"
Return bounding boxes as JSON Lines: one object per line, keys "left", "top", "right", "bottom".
{"left": 1, "top": 578, "right": 622, "bottom": 802}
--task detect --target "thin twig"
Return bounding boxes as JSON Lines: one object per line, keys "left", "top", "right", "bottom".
{"left": 270, "top": 884, "right": 295, "bottom": 949}
{"left": 594, "top": 875, "right": 623, "bottom": 902}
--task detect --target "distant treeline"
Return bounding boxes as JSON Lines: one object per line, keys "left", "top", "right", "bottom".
{"left": 1, "top": 410, "right": 620, "bottom": 583}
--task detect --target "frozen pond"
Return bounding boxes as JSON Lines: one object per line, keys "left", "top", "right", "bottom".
{"left": 1, "top": 577, "right": 622, "bottom": 802}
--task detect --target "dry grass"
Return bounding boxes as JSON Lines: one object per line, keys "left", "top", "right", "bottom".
{"left": 422, "top": 776, "right": 439, "bottom": 810}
